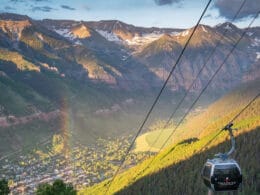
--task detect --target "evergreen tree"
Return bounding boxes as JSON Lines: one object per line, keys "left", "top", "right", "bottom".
{"left": 0, "top": 179, "right": 10, "bottom": 195}
{"left": 36, "top": 179, "right": 76, "bottom": 195}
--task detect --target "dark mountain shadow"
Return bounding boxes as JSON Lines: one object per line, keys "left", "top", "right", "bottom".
{"left": 116, "top": 127, "right": 260, "bottom": 195}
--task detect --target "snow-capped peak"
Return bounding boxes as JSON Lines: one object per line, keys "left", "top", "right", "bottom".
{"left": 224, "top": 23, "right": 232, "bottom": 30}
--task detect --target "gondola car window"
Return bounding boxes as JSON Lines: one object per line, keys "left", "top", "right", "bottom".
{"left": 214, "top": 165, "right": 240, "bottom": 177}
{"left": 203, "top": 164, "right": 211, "bottom": 178}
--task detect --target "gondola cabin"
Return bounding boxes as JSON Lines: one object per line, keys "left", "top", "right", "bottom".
{"left": 201, "top": 158, "right": 242, "bottom": 191}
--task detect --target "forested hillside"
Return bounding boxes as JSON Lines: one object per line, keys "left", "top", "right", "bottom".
{"left": 82, "top": 80, "right": 260, "bottom": 195}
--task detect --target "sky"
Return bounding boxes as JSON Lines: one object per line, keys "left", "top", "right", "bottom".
{"left": 1, "top": 0, "right": 259, "bottom": 28}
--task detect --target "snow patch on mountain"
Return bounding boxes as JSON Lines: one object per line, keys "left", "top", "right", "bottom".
{"left": 176, "top": 30, "right": 189, "bottom": 37}
{"left": 256, "top": 52, "right": 260, "bottom": 60}
{"left": 247, "top": 32, "right": 253, "bottom": 36}
{"left": 53, "top": 28, "right": 82, "bottom": 45}
{"left": 74, "top": 40, "right": 83, "bottom": 45}
{"left": 224, "top": 23, "right": 232, "bottom": 30}
{"left": 122, "top": 55, "right": 130, "bottom": 61}
{"left": 251, "top": 38, "right": 260, "bottom": 47}
{"left": 36, "top": 33, "right": 44, "bottom": 41}
{"left": 202, "top": 26, "right": 208, "bottom": 33}
{"left": 125, "top": 33, "right": 163, "bottom": 46}
{"left": 54, "top": 28, "right": 75, "bottom": 40}
{"left": 96, "top": 30, "right": 165, "bottom": 46}
{"left": 96, "top": 30, "right": 122, "bottom": 42}
{"left": 170, "top": 31, "right": 179, "bottom": 36}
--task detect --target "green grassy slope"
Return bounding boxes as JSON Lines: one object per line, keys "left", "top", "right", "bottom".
{"left": 81, "top": 126, "right": 259, "bottom": 195}
{"left": 114, "top": 127, "right": 259, "bottom": 195}
{"left": 81, "top": 82, "right": 260, "bottom": 195}
{"left": 134, "top": 79, "right": 260, "bottom": 152}
{"left": 145, "top": 128, "right": 173, "bottom": 149}
{"left": 179, "top": 79, "right": 260, "bottom": 139}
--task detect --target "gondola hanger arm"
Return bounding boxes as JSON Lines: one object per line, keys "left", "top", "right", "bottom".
{"left": 215, "top": 123, "right": 237, "bottom": 160}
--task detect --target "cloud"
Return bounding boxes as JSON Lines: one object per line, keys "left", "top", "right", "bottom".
{"left": 154, "top": 0, "right": 183, "bottom": 6}
{"left": 4, "top": 6, "right": 16, "bottom": 10}
{"left": 9, "top": 0, "right": 50, "bottom": 4}
{"left": 214, "top": 0, "right": 260, "bottom": 20}
{"left": 61, "top": 5, "right": 76, "bottom": 11}
{"left": 9, "top": 0, "right": 25, "bottom": 2}
{"left": 31, "top": 6, "right": 55, "bottom": 12}
{"left": 203, "top": 13, "right": 213, "bottom": 19}
{"left": 83, "top": 5, "right": 91, "bottom": 11}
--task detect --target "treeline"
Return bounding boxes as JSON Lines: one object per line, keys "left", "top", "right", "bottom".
{"left": 0, "top": 179, "right": 76, "bottom": 195}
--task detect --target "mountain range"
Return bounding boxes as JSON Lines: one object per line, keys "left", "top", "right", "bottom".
{"left": 0, "top": 12, "right": 259, "bottom": 155}
{"left": 1, "top": 13, "right": 259, "bottom": 90}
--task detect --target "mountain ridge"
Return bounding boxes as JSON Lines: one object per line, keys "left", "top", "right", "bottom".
{"left": 1, "top": 13, "right": 259, "bottom": 112}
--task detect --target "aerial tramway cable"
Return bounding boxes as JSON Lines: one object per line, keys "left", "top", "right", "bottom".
{"left": 201, "top": 92, "right": 259, "bottom": 192}
{"left": 156, "top": 10, "right": 259, "bottom": 154}
{"left": 131, "top": 9, "right": 259, "bottom": 183}
{"left": 148, "top": 0, "right": 248, "bottom": 150}
{"left": 200, "top": 91, "right": 260, "bottom": 153}
{"left": 104, "top": 0, "right": 214, "bottom": 193}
